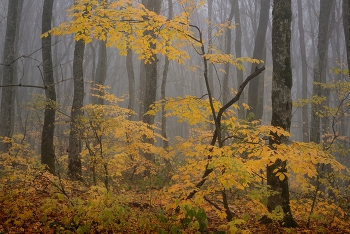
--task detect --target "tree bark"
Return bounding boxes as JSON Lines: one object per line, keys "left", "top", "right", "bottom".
{"left": 41, "top": 0, "right": 56, "bottom": 174}
{"left": 0, "top": 0, "right": 19, "bottom": 152}
{"left": 297, "top": 0, "right": 309, "bottom": 143}
{"left": 310, "top": 0, "right": 333, "bottom": 144}
{"left": 207, "top": 0, "right": 214, "bottom": 96}
{"left": 161, "top": 0, "right": 173, "bottom": 149}
{"left": 267, "top": 0, "right": 298, "bottom": 227}
{"left": 222, "top": 1, "right": 235, "bottom": 105}
{"left": 126, "top": 49, "right": 135, "bottom": 120}
{"left": 247, "top": 0, "right": 270, "bottom": 120}
{"left": 343, "top": 1, "right": 350, "bottom": 74}
{"left": 92, "top": 40, "right": 107, "bottom": 105}
{"left": 68, "top": 39, "right": 85, "bottom": 180}
{"left": 233, "top": 0, "right": 245, "bottom": 119}
{"left": 11, "top": 0, "right": 24, "bottom": 136}
{"left": 142, "top": 0, "right": 162, "bottom": 163}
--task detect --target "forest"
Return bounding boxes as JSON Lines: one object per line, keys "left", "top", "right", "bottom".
{"left": 0, "top": 0, "right": 350, "bottom": 233}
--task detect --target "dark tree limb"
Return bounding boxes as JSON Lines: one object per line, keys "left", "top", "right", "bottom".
{"left": 185, "top": 65, "right": 265, "bottom": 201}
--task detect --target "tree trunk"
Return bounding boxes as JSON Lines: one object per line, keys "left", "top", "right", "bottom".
{"left": 138, "top": 61, "right": 146, "bottom": 120}
{"left": 247, "top": 0, "right": 270, "bottom": 120}
{"left": 222, "top": 1, "right": 234, "bottom": 105}
{"left": 297, "top": 0, "right": 309, "bottom": 143}
{"left": 68, "top": 39, "right": 85, "bottom": 180}
{"left": 233, "top": 0, "right": 245, "bottom": 119}
{"left": 92, "top": 40, "right": 107, "bottom": 105}
{"left": 207, "top": 0, "right": 214, "bottom": 96}
{"left": 142, "top": 0, "right": 162, "bottom": 163}
{"left": 41, "top": 0, "right": 56, "bottom": 174}
{"left": 0, "top": 0, "right": 19, "bottom": 152}
{"left": 126, "top": 49, "right": 135, "bottom": 120}
{"left": 267, "top": 0, "right": 298, "bottom": 227}
{"left": 310, "top": 0, "right": 333, "bottom": 144}
{"left": 161, "top": 0, "right": 173, "bottom": 149}
{"left": 11, "top": 0, "right": 24, "bottom": 136}
{"left": 343, "top": 1, "right": 350, "bottom": 74}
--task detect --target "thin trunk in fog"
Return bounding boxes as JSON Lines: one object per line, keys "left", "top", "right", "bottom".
{"left": 138, "top": 61, "right": 146, "bottom": 119}
{"left": 222, "top": 1, "right": 234, "bottom": 105}
{"left": 142, "top": 0, "right": 162, "bottom": 163}
{"left": 247, "top": 0, "right": 270, "bottom": 120}
{"left": 0, "top": 0, "right": 19, "bottom": 152}
{"left": 138, "top": 0, "right": 147, "bottom": 120}
{"left": 68, "top": 39, "right": 85, "bottom": 180}
{"left": 161, "top": 0, "right": 173, "bottom": 149}
{"left": 343, "top": 2, "right": 350, "bottom": 152}
{"left": 89, "top": 43, "right": 96, "bottom": 92}
{"left": 297, "top": 0, "right": 309, "bottom": 143}
{"left": 310, "top": 0, "right": 333, "bottom": 144}
{"left": 343, "top": 1, "right": 350, "bottom": 75}
{"left": 126, "top": 49, "right": 135, "bottom": 119}
{"left": 234, "top": 0, "right": 245, "bottom": 119}
{"left": 12, "top": 0, "right": 24, "bottom": 136}
{"left": 92, "top": 40, "right": 107, "bottom": 105}
{"left": 266, "top": 0, "right": 298, "bottom": 227}
{"left": 207, "top": 0, "right": 214, "bottom": 96}
{"left": 41, "top": 0, "right": 56, "bottom": 174}
{"left": 307, "top": 2, "right": 334, "bottom": 222}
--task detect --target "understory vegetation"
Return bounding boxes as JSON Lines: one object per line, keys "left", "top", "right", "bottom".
{"left": 1, "top": 90, "right": 349, "bottom": 233}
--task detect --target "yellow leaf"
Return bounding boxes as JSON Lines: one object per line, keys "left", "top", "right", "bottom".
{"left": 278, "top": 173, "right": 285, "bottom": 181}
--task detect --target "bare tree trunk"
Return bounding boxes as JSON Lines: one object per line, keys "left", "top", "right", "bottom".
{"left": 207, "top": 0, "right": 214, "bottom": 96}
{"left": 344, "top": 0, "right": 350, "bottom": 71}
{"left": 126, "top": 49, "right": 135, "bottom": 119}
{"left": 297, "top": 0, "right": 309, "bottom": 143}
{"left": 310, "top": 0, "right": 333, "bottom": 144}
{"left": 68, "top": 39, "right": 85, "bottom": 180}
{"left": 222, "top": 1, "right": 234, "bottom": 105}
{"left": 161, "top": 0, "right": 173, "bottom": 149}
{"left": 41, "top": 0, "right": 56, "bottom": 174}
{"left": 92, "top": 40, "right": 107, "bottom": 105}
{"left": 0, "top": 0, "right": 19, "bottom": 152}
{"left": 12, "top": 0, "right": 24, "bottom": 136}
{"left": 247, "top": 0, "right": 270, "bottom": 120}
{"left": 233, "top": 0, "right": 245, "bottom": 119}
{"left": 266, "top": 0, "right": 298, "bottom": 227}
{"left": 142, "top": 0, "right": 162, "bottom": 164}
{"left": 138, "top": 61, "right": 146, "bottom": 119}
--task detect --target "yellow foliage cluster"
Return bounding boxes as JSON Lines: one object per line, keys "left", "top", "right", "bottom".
{"left": 44, "top": 0, "right": 195, "bottom": 64}
{"left": 147, "top": 95, "right": 348, "bottom": 223}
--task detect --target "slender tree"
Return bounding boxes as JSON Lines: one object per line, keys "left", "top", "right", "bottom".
{"left": 12, "top": 0, "right": 24, "bottom": 136}
{"left": 207, "top": 0, "right": 214, "bottom": 95}
{"left": 126, "top": 49, "right": 135, "bottom": 119}
{"left": 297, "top": 0, "right": 309, "bottom": 143}
{"left": 0, "top": 0, "right": 20, "bottom": 152}
{"left": 92, "top": 0, "right": 107, "bottom": 105}
{"left": 222, "top": 0, "right": 235, "bottom": 105}
{"left": 266, "top": 0, "right": 298, "bottom": 227}
{"left": 142, "top": 0, "right": 162, "bottom": 163}
{"left": 92, "top": 40, "right": 107, "bottom": 105}
{"left": 161, "top": 0, "right": 173, "bottom": 149}
{"left": 310, "top": 0, "right": 333, "bottom": 144}
{"left": 233, "top": 0, "right": 245, "bottom": 119}
{"left": 68, "top": 38, "right": 85, "bottom": 180}
{"left": 246, "top": 0, "right": 270, "bottom": 120}
{"left": 343, "top": 1, "right": 350, "bottom": 72}
{"left": 41, "top": 0, "right": 56, "bottom": 174}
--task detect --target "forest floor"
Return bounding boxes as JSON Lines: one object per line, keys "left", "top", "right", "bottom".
{"left": 1, "top": 183, "right": 350, "bottom": 234}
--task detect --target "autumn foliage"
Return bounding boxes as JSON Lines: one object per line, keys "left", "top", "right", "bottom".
{"left": 1, "top": 0, "right": 350, "bottom": 233}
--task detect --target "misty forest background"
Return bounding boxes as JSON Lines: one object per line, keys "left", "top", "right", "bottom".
{"left": 0, "top": 0, "right": 350, "bottom": 233}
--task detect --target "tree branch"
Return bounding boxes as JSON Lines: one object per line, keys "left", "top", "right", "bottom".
{"left": 185, "top": 65, "right": 265, "bottom": 201}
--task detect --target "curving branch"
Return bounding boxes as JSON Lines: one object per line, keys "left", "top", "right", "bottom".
{"left": 185, "top": 65, "right": 265, "bottom": 201}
